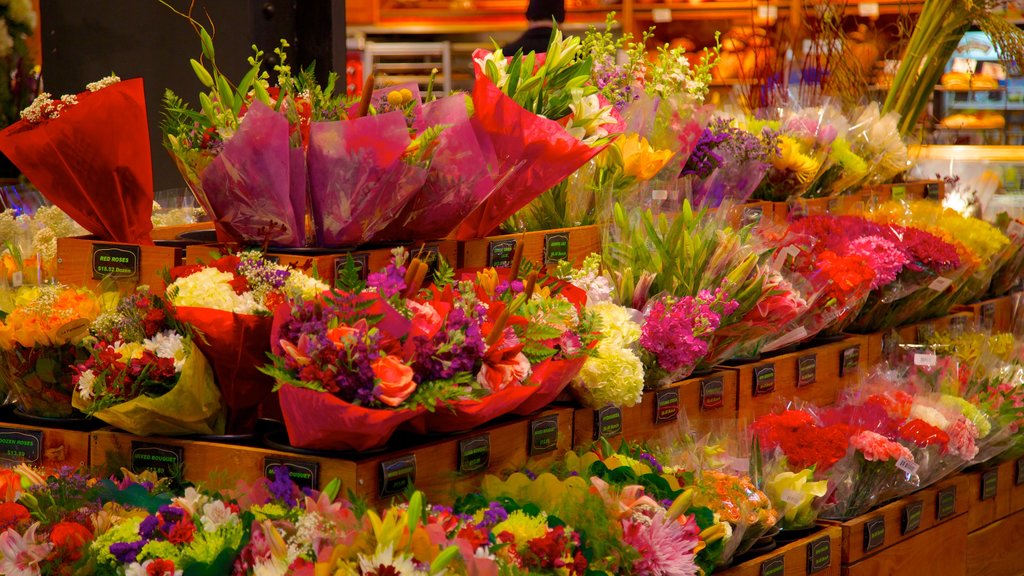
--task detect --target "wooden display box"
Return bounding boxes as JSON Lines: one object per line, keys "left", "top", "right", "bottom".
{"left": 954, "top": 294, "right": 1015, "bottom": 333}
{"left": 729, "top": 336, "right": 868, "bottom": 422}
{"left": 724, "top": 202, "right": 773, "bottom": 229}
{"left": 894, "top": 179, "right": 944, "bottom": 202}
{"left": 90, "top": 406, "right": 573, "bottom": 507}
{"left": 965, "top": 460, "right": 1018, "bottom": 532}
{"left": 460, "top": 225, "right": 600, "bottom": 270}
{"left": 842, "top": 514, "right": 967, "bottom": 576}
{"left": 149, "top": 222, "right": 215, "bottom": 242}
{"left": 185, "top": 240, "right": 458, "bottom": 288}
{"left": 894, "top": 311, "right": 976, "bottom": 345}
{"left": 860, "top": 184, "right": 892, "bottom": 210}
{"left": 1010, "top": 457, "right": 1024, "bottom": 516}
{"left": 966, "top": 507, "right": 1024, "bottom": 576}
{"left": 56, "top": 236, "right": 184, "bottom": 291}
{"left": 823, "top": 474, "right": 969, "bottom": 567}
{"left": 0, "top": 418, "right": 91, "bottom": 471}
{"left": 570, "top": 370, "right": 739, "bottom": 448}
{"left": 713, "top": 525, "right": 841, "bottom": 576}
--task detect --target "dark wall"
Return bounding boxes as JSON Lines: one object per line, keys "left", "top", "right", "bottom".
{"left": 39, "top": 0, "right": 343, "bottom": 191}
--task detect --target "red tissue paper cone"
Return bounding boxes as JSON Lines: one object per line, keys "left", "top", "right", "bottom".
{"left": 512, "top": 355, "right": 587, "bottom": 416}
{"left": 0, "top": 78, "right": 154, "bottom": 244}
{"left": 172, "top": 306, "right": 274, "bottom": 434}
{"left": 198, "top": 101, "right": 306, "bottom": 247}
{"left": 279, "top": 385, "right": 424, "bottom": 452}
{"left": 454, "top": 70, "right": 606, "bottom": 239}
{"left": 422, "top": 384, "right": 537, "bottom": 434}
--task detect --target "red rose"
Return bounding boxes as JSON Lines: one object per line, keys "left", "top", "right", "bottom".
{"left": 50, "top": 522, "right": 92, "bottom": 561}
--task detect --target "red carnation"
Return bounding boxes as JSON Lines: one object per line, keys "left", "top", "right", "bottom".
{"left": 146, "top": 559, "right": 177, "bottom": 576}
{"left": 49, "top": 521, "right": 92, "bottom": 561}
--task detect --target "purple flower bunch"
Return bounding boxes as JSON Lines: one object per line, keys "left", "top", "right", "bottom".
{"left": 682, "top": 118, "right": 779, "bottom": 179}
{"left": 640, "top": 289, "right": 739, "bottom": 377}
{"left": 367, "top": 260, "right": 408, "bottom": 299}
{"left": 110, "top": 503, "right": 196, "bottom": 563}
{"left": 238, "top": 252, "right": 290, "bottom": 293}
{"left": 411, "top": 300, "right": 487, "bottom": 384}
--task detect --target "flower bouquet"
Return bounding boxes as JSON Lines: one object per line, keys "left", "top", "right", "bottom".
{"left": 0, "top": 205, "right": 84, "bottom": 287}
{"left": 165, "top": 251, "right": 327, "bottom": 433}
{"left": 762, "top": 464, "right": 828, "bottom": 532}
{"left": 0, "top": 285, "right": 99, "bottom": 417}
{"left": 0, "top": 74, "right": 155, "bottom": 244}
{"left": 682, "top": 116, "right": 779, "bottom": 208}
{"left": 748, "top": 108, "right": 836, "bottom": 202}
{"left": 568, "top": 298, "right": 646, "bottom": 408}
{"left": 71, "top": 289, "right": 224, "bottom": 436}
{"left": 989, "top": 216, "right": 1024, "bottom": 297}
{"left": 846, "top": 103, "right": 910, "bottom": 186}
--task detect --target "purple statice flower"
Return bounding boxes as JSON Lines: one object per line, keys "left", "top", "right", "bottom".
{"left": 138, "top": 515, "right": 160, "bottom": 539}
{"left": 412, "top": 304, "right": 485, "bottom": 384}
{"left": 110, "top": 540, "right": 146, "bottom": 563}
{"left": 478, "top": 502, "right": 510, "bottom": 528}
{"left": 639, "top": 452, "right": 663, "bottom": 473}
{"left": 681, "top": 125, "right": 728, "bottom": 178}
{"left": 367, "top": 262, "right": 407, "bottom": 298}
{"left": 268, "top": 465, "right": 298, "bottom": 507}
{"left": 335, "top": 328, "right": 381, "bottom": 406}
{"left": 238, "top": 253, "right": 290, "bottom": 292}
{"left": 845, "top": 235, "right": 910, "bottom": 289}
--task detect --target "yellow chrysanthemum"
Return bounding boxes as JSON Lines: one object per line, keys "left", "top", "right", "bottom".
{"left": 491, "top": 509, "right": 549, "bottom": 543}
{"left": 773, "top": 137, "right": 820, "bottom": 184}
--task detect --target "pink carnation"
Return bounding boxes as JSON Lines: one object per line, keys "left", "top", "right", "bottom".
{"left": 946, "top": 417, "right": 979, "bottom": 460}
{"left": 850, "top": 430, "right": 914, "bottom": 462}
{"left": 845, "top": 236, "right": 909, "bottom": 289}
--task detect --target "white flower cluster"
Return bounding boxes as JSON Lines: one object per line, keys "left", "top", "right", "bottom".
{"left": 283, "top": 269, "right": 328, "bottom": 301}
{"left": 20, "top": 74, "right": 118, "bottom": 123}
{"left": 86, "top": 74, "right": 121, "bottom": 92}
{"left": 167, "top": 267, "right": 261, "bottom": 314}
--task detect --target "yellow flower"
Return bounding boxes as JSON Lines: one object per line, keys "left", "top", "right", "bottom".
{"left": 765, "top": 469, "right": 828, "bottom": 529}
{"left": 774, "top": 137, "right": 820, "bottom": 184}
{"left": 491, "top": 510, "right": 549, "bottom": 543}
{"left": 115, "top": 341, "right": 145, "bottom": 361}
{"left": 617, "top": 133, "right": 674, "bottom": 181}
{"left": 476, "top": 268, "right": 500, "bottom": 299}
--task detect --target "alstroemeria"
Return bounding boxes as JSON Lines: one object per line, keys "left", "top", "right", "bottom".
{"left": 0, "top": 522, "right": 53, "bottom": 576}
{"left": 618, "top": 133, "right": 674, "bottom": 180}
{"left": 764, "top": 469, "right": 828, "bottom": 529}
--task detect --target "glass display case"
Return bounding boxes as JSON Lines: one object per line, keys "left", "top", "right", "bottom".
{"left": 910, "top": 145, "right": 1024, "bottom": 220}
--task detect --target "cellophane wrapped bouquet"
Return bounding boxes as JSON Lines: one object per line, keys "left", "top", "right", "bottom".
{"left": 0, "top": 205, "right": 84, "bottom": 287}
{"left": 71, "top": 289, "right": 224, "bottom": 436}
{"left": 0, "top": 74, "right": 155, "bottom": 245}
{"left": 681, "top": 116, "right": 780, "bottom": 208}
{"left": 749, "top": 106, "right": 838, "bottom": 202}
{"left": 509, "top": 14, "right": 716, "bottom": 231}
{"left": 604, "top": 200, "right": 776, "bottom": 383}
{"left": 265, "top": 251, "right": 598, "bottom": 450}
{"left": 0, "top": 285, "right": 99, "bottom": 417}
{"left": 989, "top": 215, "right": 1024, "bottom": 297}
{"left": 165, "top": 251, "right": 327, "bottom": 433}
{"left": 866, "top": 200, "right": 1010, "bottom": 316}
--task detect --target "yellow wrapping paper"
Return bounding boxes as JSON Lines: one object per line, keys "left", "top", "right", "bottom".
{"left": 73, "top": 342, "right": 225, "bottom": 436}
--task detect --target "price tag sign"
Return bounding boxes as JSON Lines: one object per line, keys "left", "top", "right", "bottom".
{"left": 914, "top": 352, "right": 938, "bottom": 367}
{"left": 797, "top": 354, "right": 817, "bottom": 388}
{"left": 781, "top": 489, "right": 806, "bottom": 506}
{"left": 840, "top": 345, "right": 861, "bottom": 377}
{"left": 92, "top": 243, "right": 141, "bottom": 280}
{"left": 756, "top": 4, "right": 779, "bottom": 21}
{"left": 753, "top": 364, "right": 776, "bottom": 396}
{"left": 926, "top": 182, "right": 941, "bottom": 200}
{"left": 981, "top": 468, "right": 999, "bottom": 501}
{"left": 264, "top": 457, "right": 319, "bottom": 491}
{"left": 652, "top": 7, "right": 673, "bottom": 22}
{"left": 487, "top": 239, "right": 517, "bottom": 268}
{"left": 807, "top": 536, "right": 832, "bottom": 574}
{"left": 857, "top": 2, "right": 881, "bottom": 17}
{"left": 980, "top": 302, "right": 996, "bottom": 331}
{"left": 543, "top": 232, "right": 570, "bottom": 264}
{"left": 896, "top": 456, "right": 920, "bottom": 476}
{"left": 334, "top": 253, "right": 369, "bottom": 284}
{"left": 929, "top": 277, "right": 953, "bottom": 292}
{"left": 902, "top": 501, "right": 924, "bottom": 534}
{"left": 760, "top": 556, "right": 784, "bottom": 576}
{"left": 1017, "top": 458, "right": 1024, "bottom": 486}
{"left": 937, "top": 486, "right": 957, "bottom": 520}
{"left": 654, "top": 388, "right": 679, "bottom": 424}
{"left": 458, "top": 434, "right": 491, "bottom": 475}
{"left": 529, "top": 414, "right": 559, "bottom": 456}
{"left": 131, "top": 441, "right": 184, "bottom": 478}
{"left": 593, "top": 406, "right": 623, "bottom": 440}
{"left": 864, "top": 517, "right": 886, "bottom": 551}
{"left": 0, "top": 428, "right": 42, "bottom": 465}
{"left": 380, "top": 454, "right": 416, "bottom": 498}
{"left": 700, "top": 377, "right": 725, "bottom": 410}
{"left": 891, "top": 184, "right": 907, "bottom": 200}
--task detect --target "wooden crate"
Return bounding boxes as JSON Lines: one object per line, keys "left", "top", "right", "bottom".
{"left": 56, "top": 236, "right": 183, "bottom": 291}
{"left": 460, "top": 225, "right": 600, "bottom": 269}
{"left": 1008, "top": 457, "right": 1024, "bottom": 516}
{"left": 860, "top": 184, "right": 892, "bottom": 210}
{"left": 966, "top": 460, "right": 1017, "bottom": 532}
{"left": 570, "top": 370, "right": 739, "bottom": 448}
{"left": 955, "top": 294, "right": 1015, "bottom": 333}
{"left": 825, "top": 474, "right": 969, "bottom": 566}
{"left": 0, "top": 419, "right": 91, "bottom": 471}
{"left": 895, "top": 311, "right": 976, "bottom": 344}
{"left": 842, "top": 514, "right": 967, "bottom": 576}
{"left": 729, "top": 336, "right": 868, "bottom": 422}
{"left": 714, "top": 525, "right": 842, "bottom": 576}
{"left": 149, "top": 222, "right": 214, "bottom": 242}
{"left": 90, "top": 406, "right": 573, "bottom": 507}
{"left": 893, "top": 179, "right": 944, "bottom": 202}
{"left": 967, "top": 507, "right": 1024, "bottom": 576}
{"left": 185, "top": 240, "right": 458, "bottom": 287}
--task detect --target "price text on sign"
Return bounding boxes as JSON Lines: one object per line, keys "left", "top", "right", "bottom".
{"left": 760, "top": 556, "right": 784, "bottom": 576}
{"left": 753, "top": 364, "right": 776, "bottom": 396}
{"left": 700, "top": 377, "right": 724, "bottom": 410}
{"left": 937, "top": 486, "right": 957, "bottom": 520}
{"left": 458, "top": 434, "right": 491, "bottom": 475}
{"left": 594, "top": 405, "right": 623, "bottom": 440}
{"left": 264, "top": 457, "right": 319, "bottom": 491}
{"left": 0, "top": 428, "right": 42, "bottom": 465}
{"left": 902, "top": 501, "right": 923, "bottom": 534}
{"left": 488, "top": 239, "right": 517, "bottom": 269}
{"left": 380, "top": 454, "right": 416, "bottom": 498}
{"left": 797, "top": 354, "right": 817, "bottom": 388}
{"left": 981, "top": 469, "right": 999, "bottom": 501}
{"left": 840, "top": 345, "right": 860, "bottom": 377}
{"left": 654, "top": 388, "right": 679, "bottom": 424}
{"left": 92, "top": 244, "right": 141, "bottom": 280}
{"left": 543, "top": 232, "right": 570, "bottom": 264}
{"left": 864, "top": 517, "right": 886, "bottom": 552}
{"left": 334, "top": 253, "right": 369, "bottom": 283}
{"left": 807, "top": 536, "right": 831, "bottom": 574}
{"left": 131, "top": 441, "right": 184, "bottom": 478}
{"left": 529, "top": 414, "right": 559, "bottom": 456}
